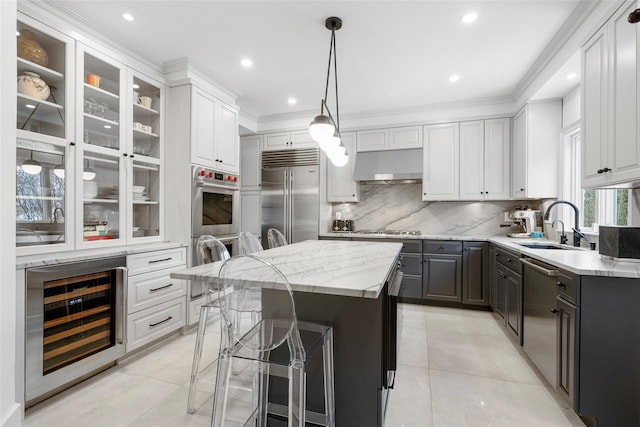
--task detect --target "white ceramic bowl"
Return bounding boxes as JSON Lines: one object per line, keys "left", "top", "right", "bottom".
{"left": 84, "top": 181, "right": 98, "bottom": 199}
{"left": 17, "top": 71, "right": 50, "bottom": 100}
{"left": 132, "top": 186, "right": 145, "bottom": 192}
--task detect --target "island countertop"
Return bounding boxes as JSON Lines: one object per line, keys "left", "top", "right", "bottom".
{"left": 170, "top": 239, "right": 402, "bottom": 298}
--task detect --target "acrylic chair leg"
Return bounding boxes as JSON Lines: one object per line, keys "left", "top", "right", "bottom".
{"left": 322, "top": 329, "right": 336, "bottom": 427}
{"left": 256, "top": 360, "right": 271, "bottom": 427}
{"left": 187, "top": 304, "right": 210, "bottom": 414}
{"left": 288, "top": 365, "right": 306, "bottom": 427}
{"left": 211, "top": 351, "right": 233, "bottom": 427}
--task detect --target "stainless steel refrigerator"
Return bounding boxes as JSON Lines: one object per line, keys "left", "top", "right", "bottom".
{"left": 261, "top": 149, "right": 319, "bottom": 246}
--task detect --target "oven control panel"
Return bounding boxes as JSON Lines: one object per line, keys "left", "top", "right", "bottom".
{"left": 192, "top": 166, "right": 239, "bottom": 187}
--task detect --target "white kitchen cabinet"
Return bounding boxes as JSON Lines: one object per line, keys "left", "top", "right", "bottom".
{"left": 327, "top": 132, "right": 359, "bottom": 202}
{"left": 76, "top": 44, "right": 166, "bottom": 249}
{"left": 240, "top": 134, "right": 262, "bottom": 190}
{"left": 126, "top": 247, "right": 187, "bottom": 353}
{"left": 240, "top": 190, "right": 261, "bottom": 237}
{"left": 262, "top": 130, "right": 316, "bottom": 151}
{"left": 16, "top": 15, "right": 76, "bottom": 256}
{"left": 459, "top": 118, "right": 510, "bottom": 200}
{"left": 582, "top": 0, "right": 640, "bottom": 188}
{"left": 190, "top": 86, "right": 239, "bottom": 173}
{"left": 423, "top": 123, "right": 459, "bottom": 201}
{"left": 512, "top": 101, "right": 561, "bottom": 199}
{"left": 356, "top": 126, "right": 422, "bottom": 152}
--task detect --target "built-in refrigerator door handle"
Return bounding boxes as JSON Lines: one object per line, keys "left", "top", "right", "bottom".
{"left": 289, "top": 170, "right": 294, "bottom": 242}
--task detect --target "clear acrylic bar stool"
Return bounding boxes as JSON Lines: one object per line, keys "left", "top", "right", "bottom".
{"left": 212, "top": 255, "right": 335, "bottom": 427}
{"left": 238, "top": 231, "right": 264, "bottom": 255}
{"left": 187, "top": 235, "right": 231, "bottom": 414}
{"left": 267, "top": 228, "right": 288, "bottom": 249}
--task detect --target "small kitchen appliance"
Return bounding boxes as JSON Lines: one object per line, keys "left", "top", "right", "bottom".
{"left": 598, "top": 226, "right": 640, "bottom": 260}
{"left": 507, "top": 209, "right": 541, "bottom": 238}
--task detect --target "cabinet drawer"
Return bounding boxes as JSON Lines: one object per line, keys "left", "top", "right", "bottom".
{"left": 399, "top": 275, "right": 422, "bottom": 299}
{"left": 401, "top": 240, "right": 422, "bottom": 253}
{"left": 423, "top": 241, "right": 462, "bottom": 254}
{"left": 399, "top": 253, "right": 422, "bottom": 275}
{"left": 127, "top": 247, "right": 186, "bottom": 276}
{"left": 128, "top": 266, "right": 187, "bottom": 314}
{"left": 126, "top": 297, "right": 186, "bottom": 352}
{"left": 495, "top": 246, "right": 522, "bottom": 272}
{"left": 557, "top": 270, "right": 579, "bottom": 305}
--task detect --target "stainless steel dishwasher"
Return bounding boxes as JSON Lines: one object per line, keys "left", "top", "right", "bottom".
{"left": 521, "top": 257, "right": 559, "bottom": 387}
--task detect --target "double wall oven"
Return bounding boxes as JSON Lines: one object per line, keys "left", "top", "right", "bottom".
{"left": 25, "top": 257, "right": 127, "bottom": 406}
{"left": 190, "top": 166, "right": 239, "bottom": 304}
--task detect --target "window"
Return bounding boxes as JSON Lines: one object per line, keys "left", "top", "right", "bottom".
{"left": 561, "top": 124, "right": 630, "bottom": 230}
{"left": 16, "top": 147, "right": 65, "bottom": 224}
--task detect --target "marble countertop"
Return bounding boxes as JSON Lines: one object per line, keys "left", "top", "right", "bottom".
{"left": 489, "top": 237, "right": 640, "bottom": 278}
{"left": 16, "top": 241, "right": 188, "bottom": 269}
{"left": 171, "top": 239, "right": 402, "bottom": 299}
{"left": 319, "top": 232, "right": 490, "bottom": 241}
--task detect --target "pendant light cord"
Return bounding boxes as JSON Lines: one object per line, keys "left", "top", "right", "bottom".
{"left": 321, "top": 27, "right": 340, "bottom": 133}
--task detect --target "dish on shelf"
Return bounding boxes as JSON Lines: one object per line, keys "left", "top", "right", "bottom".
{"left": 17, "top": 30, "right": 49, "bottom": 66}
{"left": 132, "top": 185, "right": 145, "bottom": 192}
{"left": 131, "top": 227, "right": 139, "bottom": 232}
{"left": 17, "top": 72, "right": 50, "bottom": 100}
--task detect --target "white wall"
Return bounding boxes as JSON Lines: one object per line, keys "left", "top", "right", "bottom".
{"left": 1, "top": 2, "right": 20, "bottom": 426}
{"left": 562, "top": 86, "right": 580, "bottom": 128}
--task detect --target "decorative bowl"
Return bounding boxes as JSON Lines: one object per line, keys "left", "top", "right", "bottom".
{"left": 17, "top": 30, "right": 49, "bottom": 66}
{"left": 17, "top": 71, "right": 50, "bottom": 100}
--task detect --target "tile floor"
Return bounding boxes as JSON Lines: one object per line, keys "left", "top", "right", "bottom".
{"left": 24, "top": 304, "right": 585, "bottom": 427}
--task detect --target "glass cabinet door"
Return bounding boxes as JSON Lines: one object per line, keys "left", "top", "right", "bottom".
{"left": 16, "top": 139, "right": 72, "bottom": 251}
{"left": 80, "top": 150, "right": 123, "bottom": 244}
{"left": 130, "top": 159, "right": 161, "bottom": 239}
{"left": 17, "top": 16, "right": 73, "bottom": 141}
{"left": 80, "top": 47, "right": 124, "bottom": 152}
{"left": 131, "top": 73, "right": 162, "bottom": 160}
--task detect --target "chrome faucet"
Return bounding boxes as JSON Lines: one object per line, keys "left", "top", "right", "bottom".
{"left": 552, "top": 219, "right": 568, "bottom": 245}
{"left": 544, "top": 201, "right": 582, "bottom": 247}
{"left": 52, "top": 207, "right": 65, "bottom": 223}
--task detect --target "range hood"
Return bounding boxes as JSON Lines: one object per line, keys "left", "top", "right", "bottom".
{"left": 352, "top": 148, "right": 422, "bottom": 183}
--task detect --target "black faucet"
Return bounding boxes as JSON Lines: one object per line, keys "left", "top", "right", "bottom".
{"left": 544, "top": 200, "right": 582, "bottom": 247}
{"left": 552, "top": 219, "right": 568, "bottom": 245}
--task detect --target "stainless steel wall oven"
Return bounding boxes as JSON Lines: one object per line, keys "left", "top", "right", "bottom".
{"left": 25, "top": 257, "right": 127, "bottom": 406}
{"left": 191, "top": 166, "right": 239, "bottom": 238}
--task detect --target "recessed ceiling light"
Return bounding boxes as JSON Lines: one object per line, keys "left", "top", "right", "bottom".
{"left": 25, "top": 104, "right": 36, "bottom": 109}
{"left": 122, "top": 13, "right": 134, "bottom": 22}
{"left": 241, "top": 58, "right": 253, "bottom": 68}
{"left": 566, "top": 73, "right": 577, "bottom": 80}
{"left": 449, "top": 75, "right": 460, "bottom": 83}
{"left": 287, "top": 98, "right": 297, "bottom": 105}
{"left": 104, "top": 125, "right": 111, "bottom": 129}
{"left": 16, "top": 31, "right": 20, "bottom": 36}
{"left": 462, "top": 12, "right": 477, "bottom": 24}
{"left": 132, "top": 83, "right": 140, "bottom": 89}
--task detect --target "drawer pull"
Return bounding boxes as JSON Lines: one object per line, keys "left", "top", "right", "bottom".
{"left": 149, "top": 316, "right": 173, "bottom": 327}
{"left": 550, "top": 309, "right": 559, "bottom": 314}
{"left": 556, "top": 281, "right": 566, "bottom": 288}
{"left": 149, "top": 283, "right": 174, "bottom": 293}
{"left": 149, "top": 257, "right": 173, "bottom": 264}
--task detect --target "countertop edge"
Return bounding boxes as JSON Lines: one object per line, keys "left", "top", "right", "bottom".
{"left": 16, "top": 241, "right": 188, "bottom": 269}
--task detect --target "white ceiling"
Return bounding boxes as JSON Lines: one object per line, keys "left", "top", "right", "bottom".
{"left": 53, "top": 0, "right": 591, "bottom": 123}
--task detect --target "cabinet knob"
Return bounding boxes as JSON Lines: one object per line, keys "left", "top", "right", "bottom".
{"left": 556, "top": 281, "right": 566, "bottom": 288}
{"left": 130, "top": 154, "right": 135, "bottom": 158}
{"left": 550, "top": 308, "right": 559, "bottom": 314}
{"left": 500, "top": 273, "right": 507, "bottom": 278}
{"left": 69, "top": 141, "right": 76, "bottom": 146}
{"left": 520, "top": 188, "right": 525, "bottom": 191}
{"left": 123, "top": 153, "right": 128, "bottom": 157}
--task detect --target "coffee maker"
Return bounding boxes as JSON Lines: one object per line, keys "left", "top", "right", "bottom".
{"left": 508, "top": 209, "right": 540, "bottom": 237}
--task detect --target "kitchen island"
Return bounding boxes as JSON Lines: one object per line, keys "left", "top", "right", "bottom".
{"left": 171, "top": 239, "right": 403, "bottom": 426}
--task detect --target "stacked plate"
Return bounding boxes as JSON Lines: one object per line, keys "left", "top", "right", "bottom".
{"left": 132, "top": 185, "right": 149, "bottom": 201}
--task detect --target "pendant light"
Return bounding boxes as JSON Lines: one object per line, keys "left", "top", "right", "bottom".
{"left": 309, "top": 17, "right": 349, "bottom": 167}
{"left": 83, "top": 159, "right": 96, "bottom": 181}
{"left": 22, "top": 151, "right": 42, "bottom": 174}
{"left": 53, "top": 154, "right": 65, "bottom": 178}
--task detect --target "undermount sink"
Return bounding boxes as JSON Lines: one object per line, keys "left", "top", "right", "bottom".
{"left": 517, "top": 243, "right": 576, "bottom": 250}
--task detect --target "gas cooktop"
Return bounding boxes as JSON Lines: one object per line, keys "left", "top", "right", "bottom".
{"left": 354, "top": 230, "right": 421, "bottom": 236}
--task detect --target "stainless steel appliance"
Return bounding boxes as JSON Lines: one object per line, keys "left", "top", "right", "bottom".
{"left": 507, "top": 209, "right": 540, "bottom": 237}
{"left": 191, "top": 165, "right": 239, "bottom": 238}
{"left": 25, "top": 257, "right": 127, "bottom": 406}
{"left": 522, "top": 257, "right": 558, "bottom": 387}
{"left": 189, "top": 234, "right": 238, "bottom": 300}
{"left": 261, "top": 149, "right": 319, "bottom": 244}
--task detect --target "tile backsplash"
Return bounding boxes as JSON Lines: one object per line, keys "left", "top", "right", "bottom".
{"left": 331, "top": 183, "right": 539, "bottom": 236}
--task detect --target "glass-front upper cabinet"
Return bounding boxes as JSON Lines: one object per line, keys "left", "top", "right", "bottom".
{"left": 78, "top": 149, "right": 123, "bottom": 246}
{"left": 130, "top": 70, "right": 163, "bottom": 160}
{"left": 16, "top": 139, "right": 74, "bottom": 254}
{"left": 16, "top": 16, "right": 74, "bottom": 142}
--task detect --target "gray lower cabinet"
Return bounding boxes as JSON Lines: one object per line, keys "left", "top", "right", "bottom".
{"left": 423, "top": 252, "right": 462, "bottom": 302}
{"left": 399, "top": 240, "right": 423, "bottom": 298}
{"left": 556, "top": 295, "right": 577, "bottom": 408}
{"left": 492, "top": 245, "right": 522, "bottom": 343}
{"left": 462, "top": 242, "right": 489, "bottom": 305}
